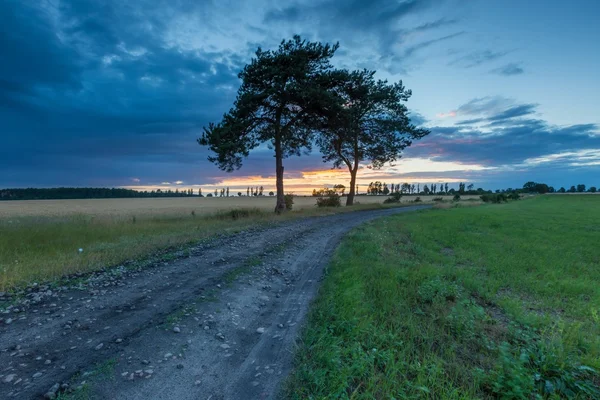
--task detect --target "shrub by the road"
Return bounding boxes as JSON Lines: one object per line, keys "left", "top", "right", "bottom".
{"left": 314, "top": 188, "right": 342, "bottom": 208}
{"left": 284, "top": 193, "right": 294, "bottom": 210}
{"left": 383, "top": 192, "right": 402, "bottom": 204}
{"left": 508, "top": 191, "right": 521, "bottom": 200}
{"left": 453, "top": 194, "right": 461, "bottom": 201}
{"left": 481, "top": 193, "right": 508, "bottom": 203}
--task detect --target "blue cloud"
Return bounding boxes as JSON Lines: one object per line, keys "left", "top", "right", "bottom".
{"left": 409, "top": 112, "right": 429, "bottom": 126}
{"left": 265, "top": 0, "right": 431, "bottom": 30}
{"left": 0, "top": 0, "right": 250, "bottom": 187}
{"left": 264, "top": 0, "right": 464, "bottom": 73}
{"left": 409, "top": 113, "right": 599, "bottom": 167}
{"left": 487, "top": 104, "right": 537, "bottom": 122}
{"left": 411, "top": 18, "right": 459, "bottom": 32}
{"left": 491, "top": 63, "right": 525, "bottom": 76}
{"left": 456, "top": 96, "right": 514, "bottom": 116}
{"left": 402, "top": 32, "right": 466, "bottom": 58}
{"left": 0, "top": 2, "right": 84, "bottom": 103}
{"left": 449, "top": 50, "right": 510, "bottom": 68}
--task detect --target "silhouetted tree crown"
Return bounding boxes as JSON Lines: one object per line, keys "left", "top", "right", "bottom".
{"left": 199, "top": 35, "right": 339, "bottom": 213}
{"left": 523, "top": 181, "right": 549, "bottom": 194}
{"left": 316, "top": 69, "right": 429, "bottom": 205}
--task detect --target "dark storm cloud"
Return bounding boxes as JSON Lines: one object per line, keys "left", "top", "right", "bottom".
{"left": 0, "top": 0, "right": 243, "bottom": 115}
{"left": 491, "top": 63, "right": 525, "bottom": 76}
{"left": 0, "top": 2, "right": 83, "bottom": 107}
{"left": 0, "top": 0, "right": 248, "bottom": 187}
{"left": 1, "top": 0, "right": 465, "bottom": 188}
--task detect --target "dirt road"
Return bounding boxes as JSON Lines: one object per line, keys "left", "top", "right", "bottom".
{"left": 0, "top": 205, "right": 429, "bottom": 399}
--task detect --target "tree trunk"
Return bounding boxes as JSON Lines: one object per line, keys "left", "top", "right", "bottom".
{"left": 345, "top": 163, "right": 359, "bottom": 206}
{"left": 274, "top": 134, "right": 286, "bottom": 213}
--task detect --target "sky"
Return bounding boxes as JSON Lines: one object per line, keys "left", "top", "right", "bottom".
{"left": 2, "top": 0, "right": 599, "bottom": 194}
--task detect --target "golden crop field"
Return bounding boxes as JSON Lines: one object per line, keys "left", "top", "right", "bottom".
{"left": 0, "top": 195, "right": 477, "bottom": 218}
{"left": 0, "top": 194, "right": 481, "bottom": 289}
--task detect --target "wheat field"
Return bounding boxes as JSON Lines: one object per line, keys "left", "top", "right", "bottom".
{"left": 0, "top": 195, "right": 477, "bottom": 218}
{"left": 0, "top": 194, "right": 478, "bottom": 289}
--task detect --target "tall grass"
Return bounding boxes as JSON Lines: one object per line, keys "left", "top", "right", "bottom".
{"left": 0, "top": 211, "right": 253, "bottom": 290}
{"left": 0, "top": 203, "right": 410, "bottom": 291}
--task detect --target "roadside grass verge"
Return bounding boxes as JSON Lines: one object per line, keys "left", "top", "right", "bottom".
{"left": 0, "top": 202, "right": 416, "bottom": 291}
{"left": 287, "top": 195, "right": 600, "bottom": 399}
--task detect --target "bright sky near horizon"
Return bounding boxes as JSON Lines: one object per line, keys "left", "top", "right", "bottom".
{"left": 2, "top": 0, "right": 599, "bottom": 193}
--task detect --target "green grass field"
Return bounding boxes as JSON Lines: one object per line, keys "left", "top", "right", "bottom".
{"left": 287, "top": 195, "right": 600, "bottom": 399}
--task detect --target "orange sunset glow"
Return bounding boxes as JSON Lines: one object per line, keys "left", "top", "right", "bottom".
{"left": 126, "top": 157, "right": 491, "bottom": 195}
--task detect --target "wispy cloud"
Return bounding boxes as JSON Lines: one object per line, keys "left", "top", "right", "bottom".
{"left": 450, "top": 50, "right": 510, "bottom": 68}
{"left": 456, "top": 96, "right": 514, "bottom": 116}
{"left": 450, "top": 98, "right": 538, "bottom": 126}
{"left": 487, "top": 104, "right": 537, "bottom": 121}
{"left": 436, "top": 111, "right": 457, "bottom": 118}
{"left": 522, "top": 149, "right": 600, "bottom": 167}
{"left": 264, "top": 0, "right": 464, "bottom": 73}
{"left": 410, "top": 18, "right": 459, "bottom": 33}
{"left": 491, "top": 63, "right": 525, "bottom": 76}
{"left": 403, "top": 32, "right": 466, "bottom": 58}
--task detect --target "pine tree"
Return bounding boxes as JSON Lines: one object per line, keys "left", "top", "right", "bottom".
{"left": 316, "top": 69, "right": 428, "bottom": 205}
{"left": 199, "top": 36, "right": 339, "bottom": 213}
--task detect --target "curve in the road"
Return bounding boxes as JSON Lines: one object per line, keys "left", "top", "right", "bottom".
{"left": 0, "top": 205, "right": 429, "bottom": 399}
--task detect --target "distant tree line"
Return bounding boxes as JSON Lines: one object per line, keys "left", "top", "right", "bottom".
{"left": 244, "top": 186, "right": 268, "bottom": 196}
{"left": 365, "top": 182, "right": 453, "bottom": 195}
{"left": 521, "top": 181, "right": 597, "bottom": 194}
{"left": 333, "top": 181, "right": 599, "bottom": 197}
{"left": 0, "top": 185, "right": 277, "bottom": 200}
{"left": 3, "top": 181, "right": 596, "bottom": 201}
{"left": 0, "top": 187, "right": 201, "bottom": 201}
